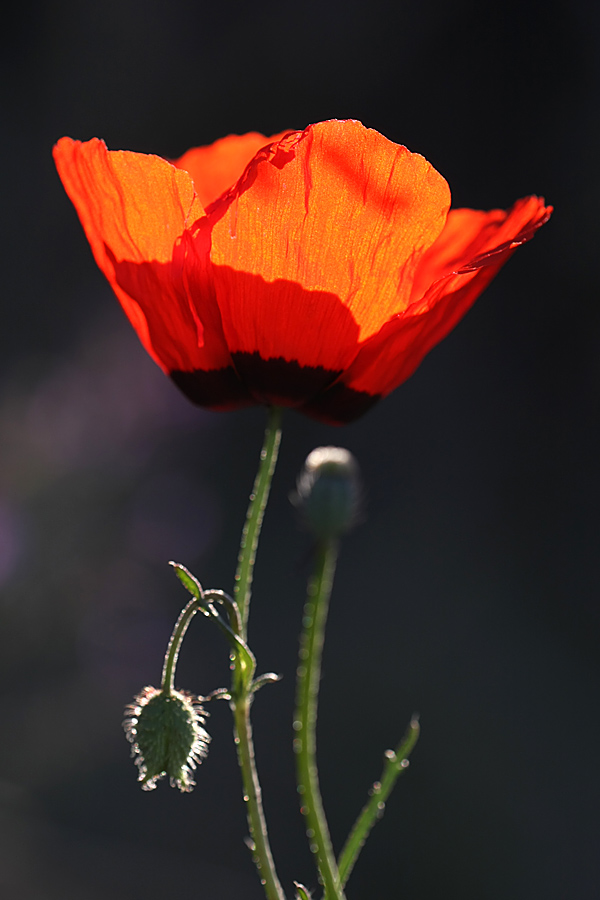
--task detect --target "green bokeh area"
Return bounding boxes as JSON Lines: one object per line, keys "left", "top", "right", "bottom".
{"left": 1, "top": 1, "right": 598, "bottom": 898}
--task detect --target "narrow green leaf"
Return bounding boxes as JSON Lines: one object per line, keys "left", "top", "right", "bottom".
{"left": 293, "top": 882, "right": 312, "bottom": 900}
{"left": 204, "top": 687, "right": 232, "bottom": 702}
{"left": 250, "top": 672, "right": 282, "bottom": 694}
{"left": 169, "top": 561, "right": 203, "bottom": 600}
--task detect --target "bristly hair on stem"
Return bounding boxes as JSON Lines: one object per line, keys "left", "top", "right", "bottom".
{"left": 294, "top": 538, "right": 346, "bottom": 900}
{"left": 234, "top": 406, "right": 283, "bottom": 637}
{"left": 229, "top": 405, "right": 286, "bottom": 900}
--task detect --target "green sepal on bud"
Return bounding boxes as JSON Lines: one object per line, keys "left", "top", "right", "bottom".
{"left": 292, "top": 446, "right": 361, "bottom": 542}
{"left": 123, "top": 686, "right": 210, "bottom": 792}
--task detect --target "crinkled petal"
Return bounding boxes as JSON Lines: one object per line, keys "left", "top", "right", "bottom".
{"left": 207, "top": 119, "right": 451, "bottom": 381}
{"left": 305, "top": 196, "right": 552, "bottom": 414}
{"left": 173, "top": 132, "right": 289, "bottom": 209}
{"left": 53, "top": 137, "right": 236, "bottom": 377}
{"left": 410, "top": 196, "right": 552, "bottom": 302}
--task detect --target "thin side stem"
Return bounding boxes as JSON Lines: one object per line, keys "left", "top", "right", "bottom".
{"left": 337, "top": 717, "right": 420, "bottom": 886}
{"left": 161, "top": 598, "right": 200, "bottom": 694}
{"left": 294, "top": 540, "right": 346, "bottom": 900}
{"left": 234, "top": 405, "right": 283, "bottom": 638}
{"left": 230, "top": 406, "right": 285, "bottom": 900}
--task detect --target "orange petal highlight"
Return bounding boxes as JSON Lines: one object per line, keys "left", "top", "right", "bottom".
{"left": 332, "top": 196, "right": 552, "bottom": 399}
{"left": 207, "top": 120, "right": 451, "bottom": 374}
{"left": 53, "top": 137, "right": 232, "bottom": 374}
{"left": 174, "top": 132, "right": 289, "bottom": 210}
{"left": 411, "top": 196, "right": 551, "bottom": 303}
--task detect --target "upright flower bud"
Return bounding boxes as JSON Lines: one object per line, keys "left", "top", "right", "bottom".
{"left": 292, "top": 446, "right": 361, "bottom": 542}
{"left": 123, "top": 686, "right": 210, "bottom": 792}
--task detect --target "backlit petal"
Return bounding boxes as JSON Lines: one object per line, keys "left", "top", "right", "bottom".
{"left": 174, "top": 132, "right": 288, "bottom": 209}
{"left": 320, "top": 196, "right": 552, "bottom": 403}
{"left": 410, "top": 197, "right": 551, "bottom": 303}
{"left": 53, "top": 137, "right": 233, "bottom": 375}
{"left": 207, "top": 120, "right": 451, "bottom": 376}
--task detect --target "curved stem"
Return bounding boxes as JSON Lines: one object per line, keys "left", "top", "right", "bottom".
{"left": 161, "top": 597, "right": 200, "bottom": 694}
{"left": 231, "top": 406, "right": 285, "bottom": 900}
{"left": 234, "top": 405, "right": 283, "bottom": 638}
{"left": 295, "top": 540, "right": 346, "bottom": 900}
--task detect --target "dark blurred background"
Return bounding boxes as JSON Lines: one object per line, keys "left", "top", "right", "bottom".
{"left": 1, "top": 0, "right": 598, "bottom": 897}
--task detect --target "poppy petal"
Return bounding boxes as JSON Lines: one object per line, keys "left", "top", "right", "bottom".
{"left": 53, "top": 137, "right": 236, "bottom": 381}
{"left": 173, "top": 132, "right": 289, "bottom": 210}
{"left": 207, "top": 120, "right": 451, "bottom": 385}
{"left": 310, "top": 196, "right": 552, "bottom": 412}
{"left": 410, "top": 196, "right": 552, "bottom": 302}
{"left": 54, "top": 125, "right": 551, "bottom": 423}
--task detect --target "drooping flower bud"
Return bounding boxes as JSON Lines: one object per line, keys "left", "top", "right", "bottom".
{"left": 123, "top": 686, "right": 210, "bottom": 792}
{"left": 292, "top": 446, "right": 361, "bottom": 541}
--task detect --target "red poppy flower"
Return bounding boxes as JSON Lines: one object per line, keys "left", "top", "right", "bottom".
{"left": 53, "top": 120, "right": 551, "bottom": 425}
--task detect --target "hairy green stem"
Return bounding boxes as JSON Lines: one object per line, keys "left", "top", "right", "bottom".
{"left": 295, "top": 540, "right": 346, "bottom": 900}
{"left": 231, "top": 406, "right": 285, "bottom": 900}
{"left": 233, "top": 696, "right": 285, "bottom": 900}
{"left": 337, "top": 717, "right": 420, "bottom": 886}
{"left": 234, "top": 405, "right": 283, "bottom": 638}
{"left": 161, "top": 597, "right": 200, "bottom": 694}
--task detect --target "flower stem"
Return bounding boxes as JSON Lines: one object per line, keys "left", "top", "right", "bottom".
{"left": 294, "top": 540, "right": 346, "bottom": 900}
{"left": 161, "top": 597, "right": 200, "bottom": 694}
{"left": 233, "top": 696, "right": 285, "bottom": 900}
{"left": 231, "top": 406, "right": 285, "bottom": 900}
{"left": 234, "top": 405, "right": 283, "bottom": 638}
{"left": 337, "top": 716, "right": 420, "bottom": 886}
